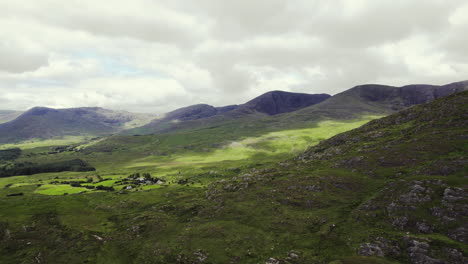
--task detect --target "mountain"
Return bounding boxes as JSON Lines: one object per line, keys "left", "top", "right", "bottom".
{"left": 0, "top": 107, "right": 155, "bottom": 143}
{"left": 201, "top": 90, "right": 468, "bottom": 263}
{"left": 1, "top": 81, "right": 466, "bottom": 144}
{"left": 141, "top": 104, "right": 237, "bottom": 127}
{"left": 125, "top": 91, "right": 331, "bottom": 134}
{"left": 127, "top": 80, "right": 468, "bottom": 136}
{"left": 0, "top": 110, "right": 23, "bottom": 124}
{"left": 237, "top": 91, "right": 331, "bottom": 115}
{"left": 273, "top": 80, "right": 468, "bottom": 126}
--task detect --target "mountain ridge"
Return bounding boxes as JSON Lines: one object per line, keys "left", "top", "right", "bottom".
{"left": 128, "top": 80, "right": 468, "bottom": 135}
{"left": 122, "top": 91, "right": 331, "bottom": 135}
{"left": 0, "top": 80, "right": 466, "bottom": 143}
{"left": 0, "top": 107, "right": 155, "bottom": 143}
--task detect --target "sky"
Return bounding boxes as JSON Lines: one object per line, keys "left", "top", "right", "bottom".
{"left": 1, "top": 0, "right": 467, "bottom": 113}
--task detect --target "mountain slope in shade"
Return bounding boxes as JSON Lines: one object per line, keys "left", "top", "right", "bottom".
{"left": 237, "top": 91, "right": 331, "bottom": 115}
{"left": 0, "top": 107, "right": 155, "bottom": 143}
{"left": 126, "top": 91, "right": 331, "bottom": 134}
{"left": 154, "top": 103, "right": 238, "bottom": 123}
{"left": 0, "top": 110, "right": 23, "bottom": 124}
{"left": 128, "top": 80, "right": 468, "bottom": 135}
{"left": 280, "top": 80, "right": 468, "bottom": 122}
{"left": 129, "top": 104, "right": 239, "bottom": 134}
{"left": 1, "top": 81, "right": 466, "bottom": 143}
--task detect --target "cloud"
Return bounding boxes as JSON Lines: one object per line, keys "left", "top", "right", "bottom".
{"left": 0, "top": 41, "right": 49, "bottom": 73}
{"left": 0, "top": 0, "right": 467, "bottom": 113}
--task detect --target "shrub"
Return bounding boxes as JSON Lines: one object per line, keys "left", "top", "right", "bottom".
{"left": 6, "top": 192, "right": 23, "bottom": 197}
{"left": 0, "top": 159, "right": 96, "bottom": 178}
{"left": 96, "top": 185, "right": 114, "bottom": 191}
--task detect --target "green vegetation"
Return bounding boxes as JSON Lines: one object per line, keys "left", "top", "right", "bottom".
{"left": 35, "top": 184, "right": 95, "bottom": 195}
{"left": 0, "top": 148, "right": 21, "bottom": 161}
{"left": 0, "top": 92, "right": 467, "bottom": 263}
{"left": 0, "top": 159, "right": 95, "bottom": 178}
{"left": 0, "top": 136, "right": 95, "bottom": 150}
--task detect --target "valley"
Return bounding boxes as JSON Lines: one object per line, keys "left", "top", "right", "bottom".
{"left": 0, "top": 83, "right": 466, "bottom": 264}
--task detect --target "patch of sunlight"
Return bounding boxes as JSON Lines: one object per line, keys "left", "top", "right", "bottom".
{"left": 35, "top": 184, "right": 94, "bottom": 195}
{"left": 126, "top": 115, "right": 381, "bottom": 168}
{"left": 0, "top": 136, "right": 92, "bottom": 150}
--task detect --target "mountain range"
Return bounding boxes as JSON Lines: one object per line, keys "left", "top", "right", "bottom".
{"left": 0, "top": 80, "right": 465, "bottom": 144}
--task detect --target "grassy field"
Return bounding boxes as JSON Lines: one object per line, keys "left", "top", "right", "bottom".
{"left": 0, "top": 116, "right": 379, "bottom": 196}
{"left": 0, "top": 136, "right": 95, "bottom": 150}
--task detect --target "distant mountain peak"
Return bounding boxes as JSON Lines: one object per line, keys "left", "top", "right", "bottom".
{"left": 242, "top": 90, "right": 331, "bottom": 115}
{"left": 163, "top": 104, "right": 219, "bottom": 121}
{"left": 25, "top": 107, "right": 58, "bottom": 116}
{"left": 0, "top": 107, "right": 155, "bottom": 143}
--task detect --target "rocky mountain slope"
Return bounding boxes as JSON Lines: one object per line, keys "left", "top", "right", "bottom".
{"left": 189, "top": 90, "right": 467, "bottom": 263}
{"left": 0, "top": 107, "right": 154, "bottom": 143}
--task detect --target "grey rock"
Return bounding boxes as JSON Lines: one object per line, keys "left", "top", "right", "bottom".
{"left": 443, "top": 187, "right": 465, "bottom": 203}
{"left": 448, "top": 226, "right": 468, "bottom": 243}
{"left": 193, "top": 250, "right": 208, "bottom": 263}
{"left": 443, "top": 248, "right": 467, "bottom": 264}
{"left": 265, "top": 257, "right": 280, "bottom": 264}
{"left": 358, "top": 243, "right": 384, "bottom": 257}
{"left": 287, "top": 251, "right": 300, "bottom": 259}
{"left": 430, "top": 207, "right": 444, "bottom": 218}
{"left": 407, "top": 240, "right": 444, "bottom": 264}
{"left": 399, "top": 183, "right": 433, "bottom": 204}
{"left": 416, "top": 222, "right": 433, "bottom": 233}
{"left": 304, "top": 185, "right": 322, "bottom": 192}
{"left": 375, "top": 237, "right": 401, "bottom": 257}
{"left": 392, "top": 217, "right": 409, "bottom": 229}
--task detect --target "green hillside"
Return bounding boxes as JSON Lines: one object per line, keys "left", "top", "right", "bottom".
{"left": 0, "top": 91, "right": 466, "bottom": 263}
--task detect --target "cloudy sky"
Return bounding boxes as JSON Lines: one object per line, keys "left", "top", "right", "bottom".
{"left": 1, "top": 0, "right": 467, "bottom": 113}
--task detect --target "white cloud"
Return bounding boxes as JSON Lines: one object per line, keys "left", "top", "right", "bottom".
{"left": 0, "top": 0, "right": 466, "bottom": 113}
{"left": 0, "top": 40, "right": 49, "bottom": 73}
